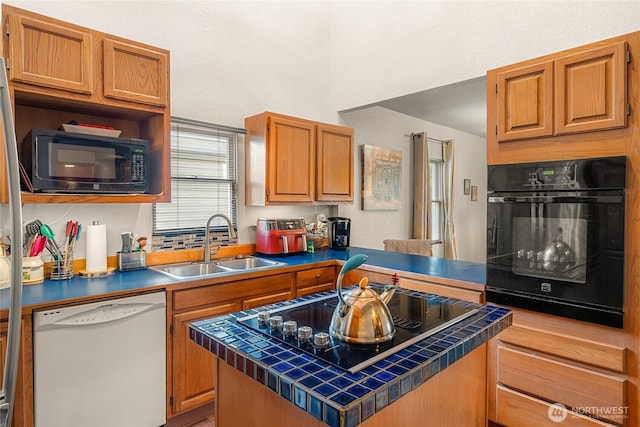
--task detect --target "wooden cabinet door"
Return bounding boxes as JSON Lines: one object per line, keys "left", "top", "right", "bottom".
{"left": 7, "top": 13, "right": 94, "bottom": 94}
{"left": 267, "top": 115, "right": 315, "bottom": 203}
{"left": 316, "top": 124, "right": 353, "bottom": 202}
{"left": 497, "top": 61, "right": 553, "bottom": 142}
{"left": 172, "top": 301, "right": 240, "bottom": 415}
{"left": 0, "top": 317, "right": 33, "bottom": 427}
{"left": 555, "top": 42, "right": 627, "bottom": 135}
{"left": 103, "top": 38, "right": 169, "bottom": 107}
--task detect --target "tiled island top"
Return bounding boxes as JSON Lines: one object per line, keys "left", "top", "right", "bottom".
{"left": 190, "top": 287, "right": 512, "bottom": 427}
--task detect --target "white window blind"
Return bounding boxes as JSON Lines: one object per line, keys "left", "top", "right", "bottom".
{"left": 153, "top": 117, "right": 244, "bottom": 232}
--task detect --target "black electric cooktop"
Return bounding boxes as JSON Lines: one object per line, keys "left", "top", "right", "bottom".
{"left": 237, "top": 289, "right": 478, "bottom": 373}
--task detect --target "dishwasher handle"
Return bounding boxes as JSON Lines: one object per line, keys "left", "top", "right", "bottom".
{"left": 35, "top": 302, "right": 165, "bottom": 331}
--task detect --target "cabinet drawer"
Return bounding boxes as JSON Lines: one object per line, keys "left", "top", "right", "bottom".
{"left": 498, "top": 346, "right": 625, "bottom": 423}
{"left": 296, "top": 266, "right": 335, "bottom": 288}
{"left": 496, "top": 385, "right": 618, "bottom": 427}
{"left": 173, "top": 273, "right": 294, "bottom": 311}
{"left": 400, "top": 278, "right": 483, "bottom": 303}
{"left": 242, "top": 290, "right": 291, "bottom": 310}
{"left": 296, "top": 282, "right": 334, "bottom": 298}
{"left": 498, "top": 325, "right": 625, "bottom": 373}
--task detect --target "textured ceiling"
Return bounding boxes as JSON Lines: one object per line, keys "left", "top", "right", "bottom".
{"left": 375, "top": 76, "right": 487, "bottom": 138}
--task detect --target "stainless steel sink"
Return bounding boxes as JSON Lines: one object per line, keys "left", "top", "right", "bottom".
{"left": 155, "top": 262, "right": 229, "bottom": 278}
{"left": 216, "top": 257, "right": 284, "bottom": 270}
{"left": 150, "top": 256, "right": 287, "bottom": 280}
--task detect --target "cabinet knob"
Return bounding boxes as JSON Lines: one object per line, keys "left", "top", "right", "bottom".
{"left": 316, "top": 274, "right": 321, "bottom": 279}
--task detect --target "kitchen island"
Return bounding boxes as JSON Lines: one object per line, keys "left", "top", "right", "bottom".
{"left": 190, "top": 287, "right": 511, "bottom": 427}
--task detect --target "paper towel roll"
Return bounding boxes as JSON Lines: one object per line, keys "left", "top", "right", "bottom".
{"left": 85, "top": 221, "right": 107, "bottom": 272}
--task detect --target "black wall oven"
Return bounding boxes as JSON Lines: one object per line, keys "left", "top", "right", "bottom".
{"left": 486, "top": 157, "right": 626, "bottom": 328}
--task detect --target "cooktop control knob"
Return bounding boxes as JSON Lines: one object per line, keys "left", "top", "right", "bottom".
{"left": 313, "top": 332, "right": 330, "bottom": 348}
{"left": 268, "top": 315, "right": 283, "bottom": 331}
{"left": 283, "top": 320, "right": 298, "bottom": 337}
{"left": 297, "top": 326, "right": 313, "bottom": 343}
{"left": 257, "top": 311, "right": 270, "bottom": 327}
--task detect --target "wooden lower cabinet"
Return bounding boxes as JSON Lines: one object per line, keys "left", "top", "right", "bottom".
{"left": 0, "top": 316, "right": 34, "bottom": 427}
{"left": 171, "top": 302, "right": 241, "bottom": 414}
{"left": 498, "top": 346, "right": 625, "bottom": 423}
{"left": 168, "top": 272, "right": 294, "bottom": 418}
{"left": 488, "top": 311, "right": 628, "bottom": 427}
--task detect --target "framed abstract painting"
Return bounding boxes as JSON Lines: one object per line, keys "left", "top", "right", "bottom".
{"left": 361, "top": 144, "right": 402, "bottom": 210}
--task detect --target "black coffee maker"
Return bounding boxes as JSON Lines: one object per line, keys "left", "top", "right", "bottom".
{"left": 328, "top": 217, "right": 351, "bottom": 250}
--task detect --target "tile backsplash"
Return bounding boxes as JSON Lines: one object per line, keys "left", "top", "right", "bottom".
{"left": 152, "top": 230, "right": 237, "bottom": 252}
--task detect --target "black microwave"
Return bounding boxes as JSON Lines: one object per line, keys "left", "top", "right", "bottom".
{"left": 21, "top": 129, "right": 149, "bottom": 194}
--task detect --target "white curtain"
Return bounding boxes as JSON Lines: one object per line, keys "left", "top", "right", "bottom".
{"left": 442, "top": 140, "right": 458, "bottom": 259}
{"left": 412, "top": 132, "right": 430, "bottom": 239}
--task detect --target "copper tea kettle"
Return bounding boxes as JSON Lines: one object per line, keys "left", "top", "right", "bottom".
{"left": 328, "top": 254, "right": 397, "bottom": 344}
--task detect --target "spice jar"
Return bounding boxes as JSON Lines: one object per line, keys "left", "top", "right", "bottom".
{"left": 0, "top": 253, "right": 10, "bottom": 289}
{"left": 22, "top": 256, "right": 44, "bottom": 284}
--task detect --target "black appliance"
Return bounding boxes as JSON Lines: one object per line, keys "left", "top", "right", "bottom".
{"left": 486, "top": 156, "right": 626, "bottom": 328}
{"left": 21, "top": 129, "right": 149, "bottom": 193}
{"left": 237, "top": 290, "right": 478, "bottom": 373}
{"left": 328, "top": 217, "right": 350, "bottom": 250}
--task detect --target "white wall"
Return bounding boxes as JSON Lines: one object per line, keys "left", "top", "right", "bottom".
{"left": 338, "top": 106, "right": 486, "bottom": 263}
{"left": 0, "top": 1, "right": 638, "bottom": 263}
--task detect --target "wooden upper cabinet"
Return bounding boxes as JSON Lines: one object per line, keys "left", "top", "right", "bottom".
{"left": 492, "top": 38, "right": 629, "bottom": 145}
{"left": 1, "top": 5, "right": 170, "bottom": 204}
{"left": 497, "top": 61, "right": 553, "bottom": 141}
{"left": 245, "top": 111, "right": 354, "bottom": 205}
{"left": 103, "top": 39, "right": 168, "bottom": 107}
{"left": 555, "top": 41, "right": 627, "bottom": 135}
{"left": 316, "top": 123, "right": 353, "bottom": 202}
{"left": 267, "top": 115, "right": 315, "bottom": 203}
{"left": 7, "top": 13, "right": 94, "bottom": 94}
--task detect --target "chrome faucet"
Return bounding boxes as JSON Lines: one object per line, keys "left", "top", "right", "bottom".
{"left": 204, "top": 213, "right": 237, "bottom": 261}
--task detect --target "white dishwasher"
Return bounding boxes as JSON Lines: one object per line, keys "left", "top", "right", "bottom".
{"left": 33, "top": 291, "right": 166, "bottom": 427}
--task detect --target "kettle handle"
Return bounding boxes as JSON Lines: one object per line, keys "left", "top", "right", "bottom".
{"left": 336, "top": 254, "right": 368, "bottom": 311}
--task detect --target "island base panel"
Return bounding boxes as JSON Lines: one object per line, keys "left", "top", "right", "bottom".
{"left": 215, "top": 343, "right": 487, "bottom": 427}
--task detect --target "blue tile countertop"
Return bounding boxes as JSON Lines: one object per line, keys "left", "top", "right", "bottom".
{"left": 264, "top": 247, "right": 486, "bottom": 285}
{"left": 190, "top": 287, "right": 511, "bottom": 427}
{"left": 0, "top": 247, "right": 486, "bottom": 311}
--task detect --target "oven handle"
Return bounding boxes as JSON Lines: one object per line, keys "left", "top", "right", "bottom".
{"left": 488, "top": 195, "right": 623, "bottom": 203}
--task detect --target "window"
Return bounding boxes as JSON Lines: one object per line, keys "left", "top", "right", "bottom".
{"left": 429, "top": 159, "right": 444, "bottom": 242}
{"left": 153, "top": 117, "right": 243, "bottom": 235}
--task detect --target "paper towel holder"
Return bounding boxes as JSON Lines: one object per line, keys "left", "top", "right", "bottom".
{"left": 80, "top": 220, "right": 115, "bottom": 278}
